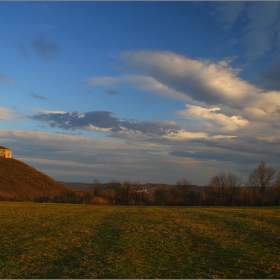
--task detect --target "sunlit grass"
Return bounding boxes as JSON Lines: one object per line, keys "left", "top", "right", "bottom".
{"left": 0, "top": 202, "right": 280, "bottom": 278}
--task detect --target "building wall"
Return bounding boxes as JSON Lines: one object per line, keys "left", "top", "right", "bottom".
{"left": 0, "top": 148, "right": 12, "bottom": 158}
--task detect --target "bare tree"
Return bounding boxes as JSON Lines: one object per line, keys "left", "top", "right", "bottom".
{"left": 176, "top": 178, "right": 192, "bottom": 205}
{"left": 273, "top": 173, "right": 280, "bottom": 206}
{"left": 115, "top": 183, "right": 127, "bottom": 205}
{"left": 167, "top": 186, "right": 180, "bottom": 206}
{"left": 223, "top": 173, "right": 242, "bottom": 206}
{"left": 92, "top": 178, "right": 101, "bottom": 196}
{"left": 154, "top": 184, "right": 167, "bottom": 205}
{"left": 238, "top": 186, "right": 253, "bottom": 206}
{"left": 210, "top": 172, "right": 241, "bottom": 205}
{"left": 210, "top": 172, "right": 226, "bottom": 205}
{"left": 248, "top": 161, "right": 276, "bottom": 205}
{"left": 201, "top": 186, "right": 216, "bottom": 206}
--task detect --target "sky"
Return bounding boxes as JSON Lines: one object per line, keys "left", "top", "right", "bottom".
{"left": 1, "top": 1, "right": 280, "bottom": 185}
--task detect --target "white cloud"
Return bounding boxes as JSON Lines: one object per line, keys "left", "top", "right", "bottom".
{"left": 85, "top": 125, "right": 113, "bottom": 133}
{"left": 120, "top": 50, "right": 260, "bottom": 106}
{"left": 0, "top": 107, "right": 16, "bottom": 121}
{"left": 163, "top": 130, "right": 208, "bottom": 140}
{"left": 33, "top": 108, "right": 67, "bottom": 114}
{"left": 87, "top": 51, "right": 262, "bottom": 107}
{"left": 120, "top": 51, "right": 280, "bottom": 129}
{"left": 81, "top": 50, "right": 280, "bottom": 138}
{"left": 178, "top": 104, "right": 249, "bottom": 132}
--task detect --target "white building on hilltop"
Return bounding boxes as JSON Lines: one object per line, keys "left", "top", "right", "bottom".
{"left": 0, "top": 146, "right": 12, "bottom": 158}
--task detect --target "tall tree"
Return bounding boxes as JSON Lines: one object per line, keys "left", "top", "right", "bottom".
{"left": 210, "top": 172, "right": 226, "bottom": 205}
{"left": 223, "top": 173, "right": 242, "bottom": 206}
{"left": 210, "top": 172, "right": 241, "bottom": 205}
{"left": 154, "top": 184, "right": 167, "bottom": 205}
{"left": 248, "top": 161, "right": 276, "bottom": 205}
{"left": 176, "top": 178, "right": 192, "bottom": 205}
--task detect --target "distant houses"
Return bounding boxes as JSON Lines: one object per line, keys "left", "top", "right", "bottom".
{"left": 0, "top": 146, "right": 12, "bottom": 158}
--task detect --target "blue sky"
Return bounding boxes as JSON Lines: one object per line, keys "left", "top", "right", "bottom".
{"left": 1, "top": 1, "right": 280, "bottom": 185}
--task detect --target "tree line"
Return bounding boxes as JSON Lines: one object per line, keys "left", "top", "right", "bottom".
{"left": 34, "top": 160, "right": 280, "bottom": 206}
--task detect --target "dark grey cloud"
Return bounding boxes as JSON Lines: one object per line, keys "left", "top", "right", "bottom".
{"left": 30, "top": 110, "right": 180, "bottom": 136}
{"left": 31, "top": 111, "right": 117, "bottom": 130}
{"left": 255, "top": 60, "right": 280, "bottom": 91}
{"left": 30, "top": 92, "right": 49, "bottom": 101}
{"left": 32, "top": 34, "right": 63, "bottom": 60}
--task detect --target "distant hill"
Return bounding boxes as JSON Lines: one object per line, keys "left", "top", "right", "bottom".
{"left": 0, "top": 158, "right": 69, "bottom": 201}
{"left": 64, "top": 181, "right": 203, "bottom": 194}
{"left": 63, "top": 182, "right": 94, "bottom": 191}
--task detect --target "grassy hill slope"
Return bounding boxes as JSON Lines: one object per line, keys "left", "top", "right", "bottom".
{"left": 0, "top": 158, "right": 69, "bottom": 201}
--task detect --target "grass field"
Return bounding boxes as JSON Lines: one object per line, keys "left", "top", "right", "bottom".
{"left": 0, "top": 202, "right": 280, "bottom": 278}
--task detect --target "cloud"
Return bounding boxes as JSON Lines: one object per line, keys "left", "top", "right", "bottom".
{"left": 30, "top": 110, "right": 183, "bottom": 138}
{"left": 214, "top": 2, "right": 280, "bottom": 59}
{"left": 0, "top": 128, "right": 247, "bottom": 185}
{"left": 0, "top": 128, "right": 178, "bottom": 183}
{"left": 0, "top": 74, "right": 13, "bottom": 84}
{"left": 0, "top": 107, "right": 16, "bottom": 121}
{"left": 30, "top": 92, "right": 49, "bottom": 101}
{"left": 31, "top": 111, "right": 119, "bottom": 131}
{"left": 121, "top": 51, "right": 280, "bottom": 126}
{"left": 163, "top": 130, "right": 208, "bottom": 140}
{"left": 1, "top": 121, "right": 280, "bottom": 185}
{"left": 121, "top": 50, "right": 256, "bottom": 106}
{"left": 32, "top": 34, "right": 63, "bottom": 60}
{"left": 31, "top": 109, "right": 255, "bottom": 145}
{"left": 170, "top": 149, "right": 257, "bottom": 165}
{"left": 214, "top": 2, "right": 245, "bottom": 30}
{"left": 0, "top": 129, "right": 128, "bottom": 155}
{"left": 82, "top": 50, "right": 280, "bottom": 141}
{"left": 86, "top": 51, "right": 261, "bottom": 107}
{"left": 244, "top": 2, "right": 280, "bottom": 58}
{"left": 177, "top": 104, "right": 249, "bottom": 132}
{"left": 122, "top": 74, "right": 193, "bottom": 102}
{"left": 34, "top": 109, "right": 66, "bottom": 115}
{"left": 256, "top": 60, "right": 280, "bottom": 91}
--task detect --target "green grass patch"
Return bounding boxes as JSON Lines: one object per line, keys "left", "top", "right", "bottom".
{"left": 0, "top": 202, "right": 280, "bottom": 278}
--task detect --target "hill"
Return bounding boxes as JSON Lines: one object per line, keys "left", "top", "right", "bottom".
{"left": 64, "top": 181, "right": 202, "bottom": 193}
{"left": 0, "top": 158, "right": 69, "bottom": 201}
